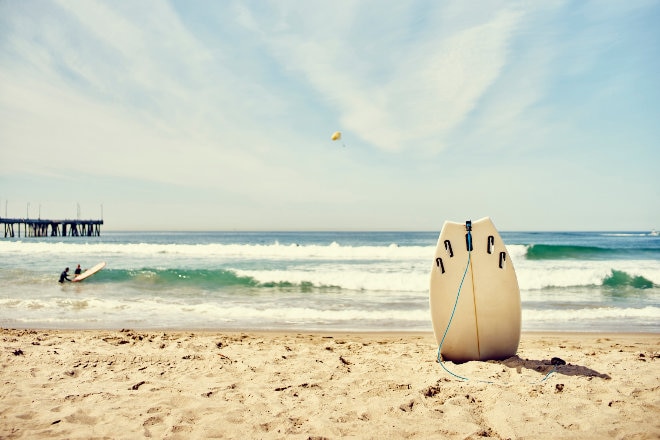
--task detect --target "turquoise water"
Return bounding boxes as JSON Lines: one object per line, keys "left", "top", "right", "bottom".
{"left": 0, "top": 230, "right": 658, "bottom": 332}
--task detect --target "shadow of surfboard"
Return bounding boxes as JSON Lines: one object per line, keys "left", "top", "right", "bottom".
{"left": 495, "top": 356, "right": 611, "bottom": 379}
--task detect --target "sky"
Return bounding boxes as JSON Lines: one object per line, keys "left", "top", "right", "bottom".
{"left": 1, "top": 0, "right": 659, "bottom": 231}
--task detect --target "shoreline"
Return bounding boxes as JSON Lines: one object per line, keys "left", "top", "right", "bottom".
{"left": 2, "top": 329, "right": 658, "bottom": 439}
{"left": 4, "top": 328, "right": 660, "bottom": 335}
{"left": 3, "top": 325, "right": 659, "bottom": 335}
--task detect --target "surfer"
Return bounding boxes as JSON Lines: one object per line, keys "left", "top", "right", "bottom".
{"left": 74, "top": 264, "right": 82, "bottom": 276}
{"left": 59, "top": 267, "right": 71, "bottom": 283}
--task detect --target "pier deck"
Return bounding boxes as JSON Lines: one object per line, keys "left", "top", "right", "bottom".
{"left": 0, "top": 217, "right": 103, "bottom": 238}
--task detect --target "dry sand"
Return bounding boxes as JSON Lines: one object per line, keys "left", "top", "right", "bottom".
{"left": 1, "top": 329, "right": 658, "bottom": 439}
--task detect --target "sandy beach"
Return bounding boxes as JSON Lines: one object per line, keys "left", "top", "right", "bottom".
{"left": 1, "top": 329, "right": 658, "bottom": 439}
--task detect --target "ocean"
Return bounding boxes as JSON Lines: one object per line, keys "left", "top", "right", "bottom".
{"left": 0, "top": 230, "right": 658, "bottom": 333}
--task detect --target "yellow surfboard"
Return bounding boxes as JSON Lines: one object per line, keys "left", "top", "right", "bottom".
{"left": 429, "top": 218, "right": 521, "bottom": 362}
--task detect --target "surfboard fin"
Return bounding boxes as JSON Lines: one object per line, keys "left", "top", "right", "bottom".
{"left": 499, "top": 252, "right": 507, "bottom": 269}
{"left": 435, "top": 257, "right": 445, "bottom": 274}
{"left": 444, "top": 240, "right": 453, "bottom": 257}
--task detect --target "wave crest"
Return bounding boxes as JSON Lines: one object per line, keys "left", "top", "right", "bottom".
{"left": 603, "top": 270, "right": 654, "bottom": 289}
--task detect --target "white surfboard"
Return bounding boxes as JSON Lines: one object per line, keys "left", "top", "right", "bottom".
{"left": 73, "top": 262, "right": 106, "bottom": 282}
{"left": 429, "top": 217, "right": 521, "bottom": 362}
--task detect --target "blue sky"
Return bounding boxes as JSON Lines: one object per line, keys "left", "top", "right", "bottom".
{"left": 1, "top": 0, "right": 658, "bottom": 231}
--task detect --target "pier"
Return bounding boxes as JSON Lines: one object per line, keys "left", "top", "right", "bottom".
{"left": 0, "top": 217, "right": 103, "bottom": 238}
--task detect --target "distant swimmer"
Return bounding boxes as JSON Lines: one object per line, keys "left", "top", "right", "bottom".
{"left": 59, "top": 267, "right": 71, "bottom": 283}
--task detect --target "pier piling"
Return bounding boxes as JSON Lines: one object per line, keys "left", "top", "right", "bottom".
{"left": 0, "top": 218, "right": 103, "bottom": 238}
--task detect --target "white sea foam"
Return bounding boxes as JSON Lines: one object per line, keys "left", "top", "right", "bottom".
{"left": 0, "top": 240, "right": 434, "bottom": 260}
{"left": 1, "top": 232, "right": 658, "bottom": 332}
{"left": 5, "top": 292, "right": 658, "bottom": 331}
{"left": 524, "top": 306, "right": 660, "bottom": 322}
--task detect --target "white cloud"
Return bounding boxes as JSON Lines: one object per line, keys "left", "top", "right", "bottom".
{"left": 1, "top": 0, "right": 530, "bottom": 176}
{"left": 1, "top": 0, "right": 658, "bottom": 230}
{"left": 253, "top": 2, "right": 524, "bottom": 153}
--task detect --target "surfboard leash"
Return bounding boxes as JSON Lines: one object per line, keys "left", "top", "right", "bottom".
{"left": 436, "top": 225, "right": 473, "bottom": 381}
{"left": 539, "top": 357, "right": 566, "bottom": 382}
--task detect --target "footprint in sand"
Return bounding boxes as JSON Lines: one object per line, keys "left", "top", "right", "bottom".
{"left": 64, "top": 409, "right": 97, "bottom": 425}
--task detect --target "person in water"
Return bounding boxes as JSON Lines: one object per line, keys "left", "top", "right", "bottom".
{"left": 59, "top": 267, "right": 71, "bottom": 283}
{"left": 74, "top": 264, "right": 82, "bottom": 276}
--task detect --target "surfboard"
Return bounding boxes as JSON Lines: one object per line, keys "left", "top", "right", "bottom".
{"left": 429, "top": 217, "right": 521, "bottom": 362}
{"left": 72, "top": 262, "right": 106, "bottom": 282}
